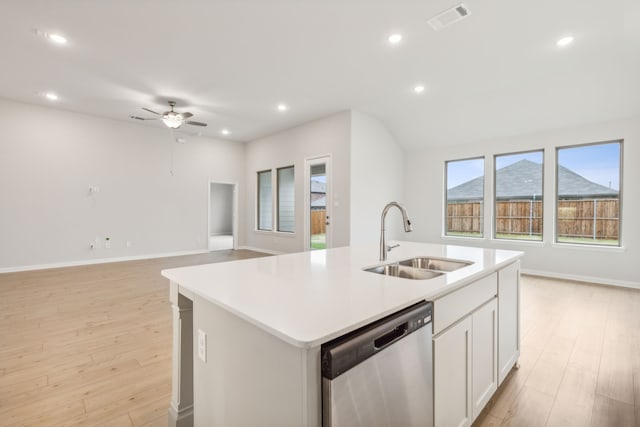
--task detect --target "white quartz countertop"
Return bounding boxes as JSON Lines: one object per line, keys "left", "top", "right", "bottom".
{"left": 162, "top": 242, "right": 523, "bottom": 348}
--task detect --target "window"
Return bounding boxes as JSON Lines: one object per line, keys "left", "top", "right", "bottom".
{"left": 277, "top": 166, "right": 295, "bottom": 232}
{"left": 257, "top": 170, "right": 272, "bottom": 231}
{"left": 257, "top": 166, "right": 296, "bottom": 233}
{"left": 556, "top": 141, "right": 622, "bottom": 246}
{"left": 445, "top": 157, "right": 484, "bottom": 237}
{"left": 494, "top": 151, "right": 543, "bottom": 241}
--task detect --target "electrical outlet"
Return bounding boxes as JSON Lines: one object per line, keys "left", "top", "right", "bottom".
{"left": 126, "top": 240, "right": 132, "bottom": 248}
{"left": 198, "top": 329, "right": 207, "bottom": 362}
{"left": 105, "top": 238, "right": 111, "bottom": 249}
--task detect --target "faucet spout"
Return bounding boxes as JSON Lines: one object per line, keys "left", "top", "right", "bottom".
{"left": 380, "top": 202, "right": 413, "bottom": 261}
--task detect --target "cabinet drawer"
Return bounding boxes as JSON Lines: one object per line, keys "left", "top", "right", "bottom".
{"left": 433, "top": 273, "right": 497, "bottom": 335}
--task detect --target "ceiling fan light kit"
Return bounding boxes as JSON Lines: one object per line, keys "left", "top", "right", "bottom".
{"left": 131, "top": 101, "right": 207, "bottom": 129}
{"left": 162, "top": 113, "right": 183, "bottom": 129}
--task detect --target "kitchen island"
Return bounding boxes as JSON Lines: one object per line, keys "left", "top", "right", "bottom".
{"left": 162, "top": 241, "right": 523, "bottom": 427}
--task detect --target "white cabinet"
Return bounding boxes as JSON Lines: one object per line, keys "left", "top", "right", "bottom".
{"left": 472, "top": 298, "right": 497, "bottom": 420}
{"left": 434, "top": 315, "right": 472, "bottom": 427}
{"left": 498, "top": 261, "right": 520, "bottom": 385}
{"left": 434, "top": 298, "right": 498, "bottom": 427}
{"left": 433, "top": 272, "right": 502, "bottom": 427}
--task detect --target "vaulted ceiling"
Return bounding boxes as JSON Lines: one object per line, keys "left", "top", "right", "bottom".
{"left": 2, "top": 0, "right": 639, "bottom": 148}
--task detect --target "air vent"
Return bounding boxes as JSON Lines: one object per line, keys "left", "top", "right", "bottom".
{"left": 427, "top": 4, "right": 471, "bottom": 31}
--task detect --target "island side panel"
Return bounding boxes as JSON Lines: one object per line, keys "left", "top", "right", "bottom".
{"left": 498, "top": 260, "right": 521, "bottom": 385}
{"left": 193, "top": 294, "right": 310, "bottom": 427}
{"left": 168, "top": 282, "right": 194, "bottom": 427}
{"left": 303, "top": 345, "right": 321, "bottom": 427}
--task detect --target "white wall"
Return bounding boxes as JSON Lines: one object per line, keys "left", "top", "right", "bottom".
{"left": 243, "top": 112, "right": 351, "bottom": 253}
{"left": 209, "top": 183, "right": 234, "bottom": 235}
{"left": 350, "top": 111, "right": 406, "bottom": 245}
{"left": 0, "top": 98, "right": 245, "bottom": 270}
{"left": 404, "top": 117, "right": 640, "bottom": 287}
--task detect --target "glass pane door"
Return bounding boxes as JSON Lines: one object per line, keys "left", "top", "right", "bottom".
{"left": 309, "top": 163, "right": 327, "bottom": 250}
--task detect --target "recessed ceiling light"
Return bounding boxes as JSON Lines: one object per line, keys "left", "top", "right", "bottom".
{"left": 388, "top": 34, "right": 403, "bottom": 45}
{"left": 44, "top": 92, "right": 59, "bottom": 101}
{"left": 414, "top": 85, "right": 426, "bottom": 94}
{"left": 277, "top": 104, "right": 288, "bottom": 112}
{"left": 34, "top": 29, "right": 69, "bottom": 45}
{"left": 556, "top": 36, "right": 574, "bottom": 47}
{"left": 48, "top": 33, "right": 68, "bottom": 45}
{"left": 221, "top": 129, "right": 230, "bottom": 135}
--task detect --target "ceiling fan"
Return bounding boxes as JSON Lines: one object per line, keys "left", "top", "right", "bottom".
{"left": 130, "top": 101, "right": 207, "bottom": 129}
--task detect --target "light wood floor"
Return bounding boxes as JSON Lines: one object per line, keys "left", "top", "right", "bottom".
{"left": 475, "top": 275, "right": 640, "bottom": 427}
{"left": 1, "top": 257, "right": 638, "bottom": 426}
{"left": 0, "top": 250, "right": 269, "bottom": 427}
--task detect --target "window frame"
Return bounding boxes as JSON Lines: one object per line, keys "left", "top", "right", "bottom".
{"left": 444, "top": 156, "right": 485, "bottom": 239}
{"left": 493, "top": 149, "right": 544, "bottom": 242}
{"left": 554, "top": 140, "right": 623, "bottom": 247}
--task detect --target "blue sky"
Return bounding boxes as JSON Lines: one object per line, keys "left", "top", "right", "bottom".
{"left": 447, "top": 143, "right": 620, "bottom": 190}
{"left": 446, "top": 158, "right": 485, "bottom": 188}
{"left": 495, "top": 151, "right": 543, "bottom": 169}
{"left": 558, "top": 143, "right": 620, "bottom": 190}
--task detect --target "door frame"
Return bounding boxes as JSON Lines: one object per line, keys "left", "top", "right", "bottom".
{"left": 304, "top": 154, "right": 332, "bottom": 251}
{"left": 207, "top": 181, "right": 238, "bottom": 251}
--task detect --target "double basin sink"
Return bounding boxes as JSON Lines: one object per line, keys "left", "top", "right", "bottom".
{"left": 365, "top": 257, "right": 472, "bottom": 280}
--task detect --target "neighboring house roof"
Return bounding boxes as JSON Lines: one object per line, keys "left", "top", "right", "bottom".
{"left": 447, "top": 159, "right": 618, "bottom": 201}
{"left": 311, "top": 179, "right": 326, "bottom": 193}
{"left": 311, "top": 195, "right": 326, "bottom": 208}
{"left": 557, "top": 164, "right": 618, "bottom": 199}
{"left": 310, "top": 178, "right": 327, "bottom": 208}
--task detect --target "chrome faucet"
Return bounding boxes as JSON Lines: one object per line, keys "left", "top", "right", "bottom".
{"left": 380, "top": 202, "right": 413, "bottom": 261}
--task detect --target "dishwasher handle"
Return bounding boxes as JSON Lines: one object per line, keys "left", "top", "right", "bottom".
{"left": 373, "top": 323, "right": 408, "bottom": 350}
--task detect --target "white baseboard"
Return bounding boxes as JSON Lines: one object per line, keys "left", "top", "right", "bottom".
{"left": 521, "top": 268, "right": 640, "bottom": 290}
{"left": 0, "top": 250, "right": 209, "bottom": 274}
{"left": 236, "top": 246, "right": 283, "bottom": 255}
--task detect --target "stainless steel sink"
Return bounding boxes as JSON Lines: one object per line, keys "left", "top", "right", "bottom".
{"left": 364, "top": 264, "right": 443, "bottom": 280}
{"left": 398, "top": 257, "right": 472, "bottom": 272}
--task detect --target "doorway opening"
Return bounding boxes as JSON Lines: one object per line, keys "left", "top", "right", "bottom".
{"left": 208, "top": 182, "right": 237, "bottom": 251}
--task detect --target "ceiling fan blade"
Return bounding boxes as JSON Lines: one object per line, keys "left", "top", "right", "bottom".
{"left": 142, "top": 107, "right": 161, "bottom": 115}
{"left": 180, "top": 112, "right": 194, "bottom": 119}
{"left": 130, "top": 115, "right": 159, "bottom": 121}
{"left": 185, "top": 120, "right": 207, "bottom": 127}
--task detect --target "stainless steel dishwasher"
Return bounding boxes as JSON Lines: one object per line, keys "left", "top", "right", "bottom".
{"left": 321, "top": 301, "right": 433, "bottom": 427}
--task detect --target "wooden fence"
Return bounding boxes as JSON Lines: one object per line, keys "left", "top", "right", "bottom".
{"left": 557, "top": 199, "right": 618, "bottom": 240}
{"left": 447, "top": 199, "right": 619, "bottom": 240}
{"left": 446, "top": 202, "right": 484, "bottom": 235}
{"left": 495, "top": 200, "right": 542, "bottom": 237}
{"left": 311, "top": 210, "right": 326, "bottom": 235}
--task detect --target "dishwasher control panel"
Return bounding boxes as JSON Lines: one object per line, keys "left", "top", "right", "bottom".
{"left": 321, "top": 301, "right": 432, "bottom": 380}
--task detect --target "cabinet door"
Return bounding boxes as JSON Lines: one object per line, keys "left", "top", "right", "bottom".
{"left": 472, "top": 298, "right": 497, "bottom": 420}
{"left": 498, "top": 261, "right": 520, "bottom": 385}
{"left": 434, "top": 316, "right": 472, "bottom": 427}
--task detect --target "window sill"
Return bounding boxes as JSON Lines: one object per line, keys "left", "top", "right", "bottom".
{"left": 550, "top": 242, "right": 625, "bottom": 253}
{"left": 441, "top": 235, "right": 486, "bottom": 241}
{"left": 490, "top": 238, "right": 545, "bottom": 247}
{"left": 442, "top": 235, "right": 546, "bottom": 248}
{"left": 254, "top": 229, "right": 297, "bottom": 238}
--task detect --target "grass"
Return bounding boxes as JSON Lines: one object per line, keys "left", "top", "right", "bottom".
{"left": 495, "top": 233, "right": 542, "bottom": 241}
{"left": 448, "top": 232, "right": 618, "bottom": 246}
{"left": 557, "top": 236, "right": 619, "bottom": 246}
{"left": 446, "top": 231, "right": 483, "bottom": 238}
{"left": 311, "top": 233, "right": 326, "bottom": 250}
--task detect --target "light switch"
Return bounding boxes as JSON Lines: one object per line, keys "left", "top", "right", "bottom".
{"left": 198, "top": 329, "right": 207, "bottom": 362}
